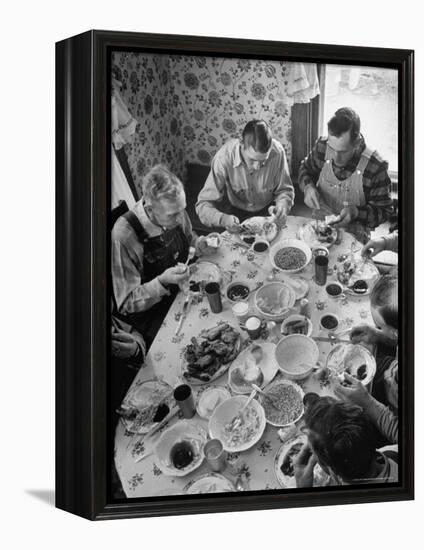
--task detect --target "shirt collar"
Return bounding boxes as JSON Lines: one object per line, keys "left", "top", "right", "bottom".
{"left": 133, "top": 200, "right": 163, "bottom": 237}
{"left": 233, "top": 140, "right": 276, "bottom": 169}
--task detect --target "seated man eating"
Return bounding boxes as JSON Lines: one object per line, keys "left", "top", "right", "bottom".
{"left": 196, "top": 119, "right": 294, "bottom": 231}
{"left": 294, "top": 394, "right": 398, "bottom": 488}
{"left": 298, "top": 107, "right": 394, "bottom": 242}
{"left": 112, "top": 164, "right": 215, "bottom": 347}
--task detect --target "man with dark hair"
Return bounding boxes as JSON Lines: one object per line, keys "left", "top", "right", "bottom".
{"left": 294, "top": 395, "right": 398, "bottom": 487}
{"left": 298, "top": 107, "right": 394, "bottom": 240}
{"left": 196, "top": 120, "right": 294, "bottom": 231}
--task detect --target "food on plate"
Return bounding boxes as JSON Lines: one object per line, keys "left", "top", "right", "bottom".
{"left": 227, "top": 283, "right": 250, "bottom": 301}
{"left": 183, "top": 324, "right": 240, "bottom": 383}
{"left": 221, "top": 404, "right": 261, "bottom": 449}
{"left": 206, "top": 233, "right": 221, "bottom": 248}
{"left": 280, "top": 441, "right": 303, "bottom": 477}
{"left": 241, "top": 235, "right": 255, "bottom": 245}
{"left": 256, "top": 285, "right": 292, "bottom": 315}
{"left": 326, "top": 344, "right": 376, "bottom": 385}
{"left": 240, "top": 217, "right": 277, "bottom": 241}
{"left": 325, "top": 214, "right": 339, "bottom": 225}
{"left": 274, "top": 247, "right": 307, "bottom": 271}
{"left": 337, "top": 259, "right": 357, "bottom": 285}
{"left": 314, "top": 221, "right": 335, "bottom": 243}
{"left": 261, "top": 383, "right": 303, "bottom": 425}
{"left": 282, "top": 318, "right": 309, "bottom": 335}
{"left": 351, "top": 279, "right": 368, "bottom": 293}
{"left": 231, "top": 358, "right": 264, "bottom": 389}
{"left": 118, "top": 381, "right": 173, "bottom": 433}
{"left": 170, "top": 441, "right": 195, "bottom": 470}
{"left": 197, "top": 387, "right": 230, "bottom": 419}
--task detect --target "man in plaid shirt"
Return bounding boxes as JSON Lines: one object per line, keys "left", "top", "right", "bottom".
{"left": 298, "top": 107, "right": 394, "bottom": 235}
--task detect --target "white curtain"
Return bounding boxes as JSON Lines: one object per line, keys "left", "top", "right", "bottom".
{"left": 286, "top": 63, "right": 320, "bottom": 104}
{"left": 111, "top": 79, "right": 138, "bottom": 209}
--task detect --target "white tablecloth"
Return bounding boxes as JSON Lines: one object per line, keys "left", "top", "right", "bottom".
{"left": 114, "top": 216, "right": 375, "bottom": 497}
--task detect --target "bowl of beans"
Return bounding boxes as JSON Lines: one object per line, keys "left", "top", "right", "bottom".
{"left": 270, "top": 239, "right": 312, "bottom": 274}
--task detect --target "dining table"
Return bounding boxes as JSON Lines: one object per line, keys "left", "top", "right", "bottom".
{"left": 114, "top": 215, "right": 377, "bottom": 497}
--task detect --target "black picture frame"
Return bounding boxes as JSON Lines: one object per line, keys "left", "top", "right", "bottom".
{"left": 56, "top": 30, "right": 414, "bottom": 521}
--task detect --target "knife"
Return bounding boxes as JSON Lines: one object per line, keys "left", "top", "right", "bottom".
{"left": 312, "top": 336, "right": 351, "bottom": 344}
{"left": 175, "top": 295, "right": 191, "bottom": 335}
{"left": 133, "top": 406, "right": 179, "bottom": 463}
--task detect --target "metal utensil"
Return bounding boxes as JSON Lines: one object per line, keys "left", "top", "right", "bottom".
{"left": 184, "top": 246, "right": 196, "bottom": 266}
{"left": 175, "top": 295, "right": 191, "bottom": 335}
{"left": 229, "top": 388, "right": 257, "bottom": 430}
{"left": 251, "top": 384, "right": 280, "bottom": 407}
{"left": 312, "top": 336, "right": 351, "bottom": 344}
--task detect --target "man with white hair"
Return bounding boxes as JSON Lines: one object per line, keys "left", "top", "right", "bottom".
{"left": 112, "top": 164, "right": 214, "bottom": 345}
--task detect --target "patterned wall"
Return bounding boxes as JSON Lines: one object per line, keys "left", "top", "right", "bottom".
{"left": 112, "top": 53, "right": 297, "bottom": 196}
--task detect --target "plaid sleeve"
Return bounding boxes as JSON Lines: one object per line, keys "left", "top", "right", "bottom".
{"left": 356, "top": 161, "right": 394, "bottom": 228}
{"left": 298, "top": 137, "right": 326, "bottom": 192}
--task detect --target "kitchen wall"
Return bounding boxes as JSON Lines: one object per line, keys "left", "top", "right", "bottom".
{"left": 112, "top": 52, "right": 303, "bottom": 196}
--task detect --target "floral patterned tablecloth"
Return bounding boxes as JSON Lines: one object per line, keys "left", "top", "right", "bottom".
{"left": 114, "top": 215, "right": 375, "bottom": 497}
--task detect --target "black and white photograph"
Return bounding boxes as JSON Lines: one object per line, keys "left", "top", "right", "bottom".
{"left": 110, "top": 51, "right": 401, "bottom": 499}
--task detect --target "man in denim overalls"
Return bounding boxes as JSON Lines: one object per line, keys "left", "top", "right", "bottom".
{"left": 298, "top": 108, "right": 394, "bottom": 243}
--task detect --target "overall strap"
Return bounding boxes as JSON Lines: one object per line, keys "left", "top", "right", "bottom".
{"left": 356, "top": 147, "right": 374, "bottom": 173}
{"left": 123, "top": 210, "right": 149, "bottom": 243}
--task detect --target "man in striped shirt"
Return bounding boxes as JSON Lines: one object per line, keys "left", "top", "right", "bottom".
{"left": 298, "top": 107, "right": 394, "bottom": 236}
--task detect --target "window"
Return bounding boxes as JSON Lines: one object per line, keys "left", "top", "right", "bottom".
{"left": 320, "top": 65, "right": 398, "bottom": 176}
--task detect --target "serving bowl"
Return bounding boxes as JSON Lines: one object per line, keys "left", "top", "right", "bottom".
{"left": 269, "top": 238, "right": 312, "bottom": 274}
{"left": 274, "top": 334, "right": 319, "bottom": 380}
{"left": 254, "top": 281, "right": 296, "bottom": 322}
{"left": 208, "top": 395, "right": 266, "bottom": 452}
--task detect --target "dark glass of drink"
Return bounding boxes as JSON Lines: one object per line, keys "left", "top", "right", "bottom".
{"left": 205, "top": 281, "right": 223, "bottom": 313}
{"left": 173, "top": 384, "right": 196, "bottom": 419}
{"left": 314, "top": 255, "right": 328, "bottom": 286}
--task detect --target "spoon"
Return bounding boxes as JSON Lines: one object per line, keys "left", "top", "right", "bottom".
{"left": 251, "top": 384, "right": 280, "bottom": 407}
{"left": 184, "top": 246, "right": 196, "bottom": 267}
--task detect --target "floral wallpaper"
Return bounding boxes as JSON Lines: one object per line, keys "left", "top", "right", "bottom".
{"left": 112, "top": 52, "right": 317, "bottom": 196}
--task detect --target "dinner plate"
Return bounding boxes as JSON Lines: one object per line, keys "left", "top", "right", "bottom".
{"left": 183, "top": 473, "right": 235, "bottom": 494}
{"left": 120, "top": 379, "right": 175, "bottom": 435}
{"left": 155, "top": 420, "right": 208, "bottom": 477}
{"left": 274, "top": 434, "right": 329, "bottom": 488}
{"left": 209, "top": 395, "right": 266, "bottom": 452}
{"left": 181, "top": 324, "right": 242, "bottom": 386}
{"left": 298, "top": 221, "right": 337, "bottom": 248}
{"left": 228, "top": 343, "right": 279, "bottom": 394}
{"left": 240, "top": 216, "right": 278, "bottom": 242}
{"left": 326, "top": 343, "right": 377, "bottom": 386}
{"left": 336, "top": 258, "right": 380, "bottom": 295}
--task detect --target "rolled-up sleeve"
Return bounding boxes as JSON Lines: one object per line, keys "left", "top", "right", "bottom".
{"left": 273, "top": 149, "right": 294, "bottom": 212}
{"left": 195, "top": 155, "right": 227, "bottom": 227}
{"left": 111, "top": 237, "right": 169, "bottom": 315}
{"left": 356, "top": 168, "right": 394, "bottom": 228}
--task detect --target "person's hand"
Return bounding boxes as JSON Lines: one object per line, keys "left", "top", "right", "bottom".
{"left": 221, "top": 214, "right": 240, "bottom": 233}
{"left": 111, "top": 329, "right": 139, "bottom": 360}
{"left": 304, "top": 184, "right": 321, "bottom": 210}
{"left": 334, "top": 372, "right": 372, "bottom": 409}
{"left": 329, "top": 205, "right": 359, "bottom": 228}
{"left": 158, "top": 264, "right": 189, "bottom": 286}
{"left": 294, "top": 442, "right": 318, "bottom": 488}
{"left": 362, "top": 237, "right": 386, "bottom": 258}
{"left": 196, "top": 235, "right": 218, "bottom": 256}
{"left": 269, "top": 204, "right": 288, "bottom": 227}
{"left": 350, "top": 324, "right": 381, "bottom": 347}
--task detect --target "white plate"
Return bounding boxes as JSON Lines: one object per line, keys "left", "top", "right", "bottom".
{"left": 121, "top": 379, "right": 174, "bottom": 435}
{"left": 184, "top": 473, "right": 235, "bottom": 494}
{"left": 196, "top": 386, "right": 232, "bottom": 419}
{"left": 258, "top": 380, "right": 304, "bottom": 427}
{"left": 155, "top": 420, "right": 208, "bottom": 477}
{"left": 298, "top": 221, "right": 337, "bottom": 248}
{"left": 240, "top": 216, "right": 278, "bottom": 242}
{"left": 228, "top": 343, "right": 279, "bottom": 394}
{"left": 336, "top": 258, "right": 380, "bottom": 294}
{"left": 209, "top": 395, "right": 266, "bottom": 452}
{"left": 326, "top": 343, "right": 377, "bottom": 386}
{"left": 274, "top": 434, "right": 329, "bottom": 488}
